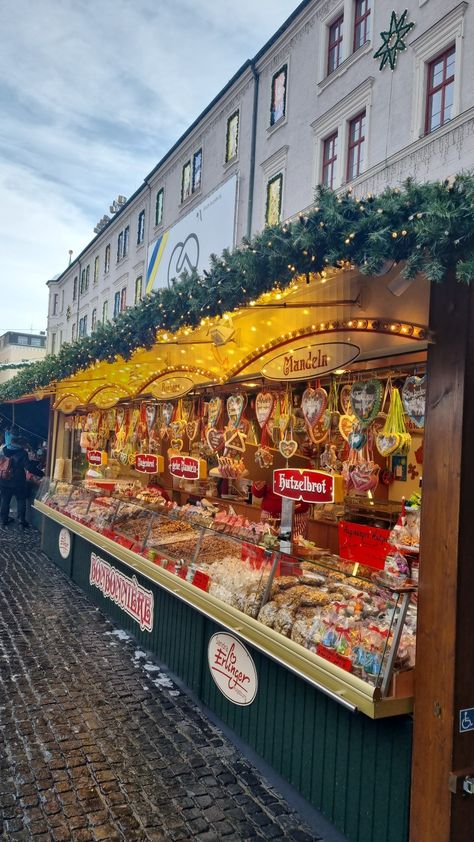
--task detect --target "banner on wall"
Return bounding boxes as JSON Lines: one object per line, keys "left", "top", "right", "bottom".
{"left": 146, "top": 174, "right": 237, "bottom": 293}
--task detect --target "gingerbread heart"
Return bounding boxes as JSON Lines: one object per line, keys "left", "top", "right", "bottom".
{"left": 339, "top": 414, "right": 356, "bottom": 442}
{"left": 170, "top": 438, "right": 184, "bottom": 452}
{"left": 186, "top": 420, "right": 199, "bottom": 442}
{"left": 350, "top": 380, "right": 382, "bottom": 426}
{"left": 159, "top": 426, "right": 169, "bottom": 440}
{"left": 376, "top": 433, "right": 401, "bottom": 457}
{"left": 372, "top": 413, "right": 387, "bottom": 436}
{"left": 348, "top": 427, "right": 367, "bottom": 451}
{"left": 206, "top": 427, "right": 225, "bottom": 452}
{"left": 255, "top": 391, "right": 274, "bottom": 428}
{"left": 279, "top": 439, "right": 298, "bottom": 459}
{"left": 227, "top": 393, "right": 245, "bottom": 427}
{"left": 402, "top": 375, "right": 426, "bottom": 429}
{"left": 309, "top": 418, "right": 328, "bottom": 444}
{"left": 340, "top": 384, "right": 353, "bottom": 415}
{"left": 171, "top": 420, "right": 185, "bottom": 438}
{"left": 302, "top": 387, "right": 328, "bottom": 428}
{"left": 145, "top": 404, "right": 157, "bottom": 432}
{"left": 224, "top": 427, "right": 247, "bottom": 452}
{"left": 162, "top": 402, "right": 174, "bottom": 426}
{"left": 116, "top": 408, "right": 125, "bottom": 428}
{"left": 207, "top": 397, "right": 222, "bottom": 428}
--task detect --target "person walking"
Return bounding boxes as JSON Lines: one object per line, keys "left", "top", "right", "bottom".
{"left": 0, "top": 436, "right": 43, "bottom": 527}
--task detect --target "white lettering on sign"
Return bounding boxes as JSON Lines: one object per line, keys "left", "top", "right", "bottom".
{"left": 208, "top": 632, "right": 258, "bottom": 706}
{"left": 58, "top": 528, "right": 71, "bottom": 559}
{"left": 278, "top": 473, "right": 327, "bottom": 495}
{"left": 89, "top": 552, "right": 154, "bottom": 632}
{"left": 273, "top": 468, "right": 342, "bottom": 504}
{"left": 262, "top": 342, "right": 360, "bottom": 381}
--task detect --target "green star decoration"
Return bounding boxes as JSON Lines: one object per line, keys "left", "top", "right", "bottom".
{"left": 374, "top": 9, "right": 415, "bottom": 71}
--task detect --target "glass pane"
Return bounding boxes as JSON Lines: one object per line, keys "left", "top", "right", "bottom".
{"left": 447, "top": 49, "right": 455, "bottom": 77}
{"left": 431, "top": 58, "right": 445, "bottom": 88}
{"left": 444, "top": 81, "right": 454, "bottom": 120}
{"left": 271, "top": 68, "right": 286, "bottom": 123}
{"left": 429, "top": 90, "right": 442, "bottom": 130}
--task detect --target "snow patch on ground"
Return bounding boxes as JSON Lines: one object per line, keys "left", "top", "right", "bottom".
{"left": 152, "top": 674, "right": 174, "bottom": 690}
{"left": 133, "top": 650, "right": 147, "bottom": 661}
{"left": 143, "top": 663, "right": 161, "bottom": 673}
{"left": 104, "top": 629, "right": 131, "bottom": 641}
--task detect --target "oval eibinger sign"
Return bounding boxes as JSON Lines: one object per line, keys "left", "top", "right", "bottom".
{"left": 208, "top": 632, "right": 258, "bottom": 706}
{"left": 262, "top": 341, "right": 360, "bottom": 381}
{"left": 58, "top": 528, "right": 71, "bottom": 559}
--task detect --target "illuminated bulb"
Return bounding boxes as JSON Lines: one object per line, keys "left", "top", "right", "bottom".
{"left": 401, "top": 230, "right": 407, "bottom": 236}
{"left": 275, "top": 293, "right": 282, "bottom": 300}
{"left": 392, "top": 232, "right": 398, "bottom": 239}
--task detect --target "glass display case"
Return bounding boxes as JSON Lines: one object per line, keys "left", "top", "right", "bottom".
{"left": 36, "top": 479, "right": 416, "bottom": 699}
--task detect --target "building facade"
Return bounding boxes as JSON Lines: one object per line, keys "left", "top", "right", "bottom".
{"left": 47, "top": 0, "right": 474, "bottom": 351}
{"left": 0, "top": 332, "right": 47, "bottom": 384}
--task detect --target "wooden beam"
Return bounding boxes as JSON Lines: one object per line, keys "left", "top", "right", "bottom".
{"left": 411, "top": 276, "right": 474, "bottom": 840}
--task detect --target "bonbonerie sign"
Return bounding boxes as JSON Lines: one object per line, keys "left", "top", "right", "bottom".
{"left": 273, "top": 468, "right": 343, "bottom": 504}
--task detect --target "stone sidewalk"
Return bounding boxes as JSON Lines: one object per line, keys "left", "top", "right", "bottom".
{"left": 0, "top": 523, "right": 334, "bottom": 841}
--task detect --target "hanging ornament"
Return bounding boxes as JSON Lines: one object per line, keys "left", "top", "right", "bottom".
{"left": 373, "top": 9, "right": 415, "bottom": 72}
{"left": 161, "top": 402, "right": 174, "bottom": 427}
{"left": 301, "top": 386, "right": 328, "bottom": 429}
{"left": 401, "top": 375, "right": 426, "bottom": 429}
{"left": 207, "top": 397, "right": 222, "bottom": 428}
{"left": 339, "top": 414, "right": 357, "bottom": 442}
{"left": 350, "top": 379, "right": 383, "bottom": 427}
{"left": 206, "top": 427, "right": 225, "bottom": 453}
{"left": 340, "top": 384, "right": 353, "bottom": 416}
{"left": 226, "top": 393, "right": 246, "bottom": 428}
{"left": 255, "top": 391, "right": 274, "bottom": 428}
{"left": 376, "top": 387, "right": 411, "bottom": 457}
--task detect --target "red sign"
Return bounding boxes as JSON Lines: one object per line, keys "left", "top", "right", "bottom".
{"left": 169, "top": 455, "right": 203, "bottom": 480}
{"left": 316, "top": 643, "right": 352, "bottom": 673}
{"left": 338, "top": 521, "right": 391, "bottom": 570}
{"left": 273, "top": 468, "right": 342, "bottom": 504}
{"left": 87, "top": 449, "right": 103, "bottom": 466}
{"left": 135, "top": 453, "right": 162, "bottom": 474}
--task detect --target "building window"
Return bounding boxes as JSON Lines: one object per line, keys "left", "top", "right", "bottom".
{"left": 425, "top": 46, "right": 455, "bottom": 134}
{"left": 137, "top": 211, "right": 145, "bottom": 244}
{"left": 51, "top": 333, "right": 56, "bottom": 354}
{"left": 93, "top": 256, "right": 100, "bottom": 284}
{"left": 117, "top": 232, "right": 123, "bottom": 262}
{"left": 322, "top": 132, "right": 338, "bottom": 189}
{"left": 270, "top": 65, "right": 287, "bottom": 126}
{"left": 155, "top": 189, "right": 164, "bottom": 226}
{"left": 134, "top": 276, "right": 143, "bottom": 305}
{"left": 52, "top": 293, "right": 59, "bottom": 316}
{"left": 265, "top": 173, "right": 283, "bottom": 226}
{"left": 17, "top": 335, "right": 28, "bottom": 345}
{"left": 120, "top": 287, "right": 127, "bottom": 312}
{"left": 347, "top": 110, "right": 366, "bottom": 181}
{"left": 59, "top": 330, "right": 63, "bottom": 349}
{"left": 104, "top": 244, "right": 111, "bottom": 273}
{"left": 91, "top": 308, "right": 97, "bottom": 332}
{"left": 73, "top": 276, "right": 78, "bottom": 301}
{"left": 181, "top": 162, "right": 191, "bottom": 202}
{"left": 61, "top": 290, "right": 65, "bottom": 312}
{"left": 31, "top": 337, "right": 41, "bottom": 347}
{"left": 353, "top": 0, "right": 370, "bottom": 51}
{"left": 225, "top": 111, "right": 239, "bottom": 162}
{"left": 123, "top": 225, "right": 130, "bottom": 257}
{"left": 85, "top": 265, "right": 90, "bottom": 291}
{"left": 102, "top": 300, "right": 108, "bottom": 323}
{"left": 328, "top": 15, "right": 344, "bottom": 75}
{"left": 79, "top": 315, "right": 88, "bottom": 337}
{"left": 114, "top": 291, "right": 121, "bottom": 318}
{"left": 72, "top": 323, "right": 77, "bottom": 342}
{"left": 192, "top": 149, "right": 202, "bottom": 192}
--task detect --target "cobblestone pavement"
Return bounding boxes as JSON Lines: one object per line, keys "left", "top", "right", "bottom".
{"left": 0, "top": 523, "right": 327, "bottom": 842}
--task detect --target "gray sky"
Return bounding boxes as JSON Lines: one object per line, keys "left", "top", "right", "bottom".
{"left": 0, "top": 0, "right": 298, "bottom": 334}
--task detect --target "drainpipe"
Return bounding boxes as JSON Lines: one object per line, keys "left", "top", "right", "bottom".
{"left": 246, "top": 60, "right": 260, "bottom": 240}
{"left": 75, "top": 259, "right": 82, "bottom": 342}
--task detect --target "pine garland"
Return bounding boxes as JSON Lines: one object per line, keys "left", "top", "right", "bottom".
{"left": 2, "top": 175, "right": 474, "bottom": 402}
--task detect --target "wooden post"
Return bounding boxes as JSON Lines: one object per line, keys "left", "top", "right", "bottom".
{"left": 411, "top": 276, "right": 474, "bottom": 840}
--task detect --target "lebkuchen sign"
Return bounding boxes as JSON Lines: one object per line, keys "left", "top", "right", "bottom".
{"left": 262, "top": 342, "right": 360, "bottom": 381}
{"left": 169, "top": 455, "right": 207, "bottom": 480}
{"left": 135, "top": 454, "right": 164, "bottom": 474}
{"left": 273, "top": 468, "right": 344, "bottom": 504}
{"left": 86, "top": 449, "right": 107, "bottom": 466}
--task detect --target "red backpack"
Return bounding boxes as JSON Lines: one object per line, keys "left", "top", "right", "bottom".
{"left": 0, "top": 453, "right": 14, "bottom": 481}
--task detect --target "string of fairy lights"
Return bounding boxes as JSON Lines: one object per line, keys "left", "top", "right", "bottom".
{"left": 1, "top": 174, "right": 473, "bottom": 402}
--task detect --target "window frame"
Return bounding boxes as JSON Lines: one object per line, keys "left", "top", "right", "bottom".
{"left": 155, "top": 188, "right": 164, "bottom": 226}
{"left": 265, "top": 172, "right": 284, "bottom": 227}
{"left": 93, "top": 256, "right": 100, "bottom": 284}
{"left": 270, "top": 64, "right": 288, "bottom": 127}
{"left": 192, "top": 149, "right": 202, "bottom": 193}
{"left": 73, "top": 277, "right": 78, "bottom": 301}
{"left": 327, "top": 14, "right": 344, "bottom": 75}
{"left": 72, "top": 323, "right": 77, "bottom": 342}
{"left": 52, "top": 293, "right": 58, "bottom": 316}
{"left": 104, "top": 244, "right": 111, "bottom": 274}
{"left": 181, "top": 161, "right": 192, "bottom": 203}
{"left": 120, "top": 287, "right": 127, "bottom": 312}
{"left": 353, "top": 0, "right": 370, "bottom": 52}
{"left": 102, "top": 300, "right": 108, "bottom": 323}
{"left": 134, "top": 276, "right": 143, "bottom": 305}
{"left": 113, "top": 291, "right": 121, "bottom": 318}
{"left": 137, "top": 211, "right": 145, "bottom": 245}
{"left": 91, "top": 308, "right": 97, "bottom": 332}
{"left": 123, "top": 225, "right": 130, "bottom": 257}
{"left": 117, "top": 232, "right": 123, "bottom": 263}
{"left": 51, "top": 333, "right": 56, "bottom": 354}
{"left": 322, "top": 131, "right": 338, "bottom": 189}
{"left": 225, "top": 111, "right": 239, "bottom": 163}
{"left": 424, "top": 45, "right": 455, "bottom": 135}
{"left": 346, "top": 110, "right": 366, "bottom": 182}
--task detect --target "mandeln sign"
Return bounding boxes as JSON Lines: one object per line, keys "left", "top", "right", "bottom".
{"left": 89, "top": 552, "right": 154, "bottom": 632}
{"left": 273, "top": 468, "right": 343, "bottom": 504}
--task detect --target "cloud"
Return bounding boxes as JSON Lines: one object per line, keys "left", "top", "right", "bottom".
{"left": 0, "top": 0, "right": 297, "bottom": 331}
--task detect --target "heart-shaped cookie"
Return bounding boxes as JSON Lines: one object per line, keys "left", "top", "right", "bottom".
{"left": 186, "top": 420, "right": 199, "bottom": 442}
{"left": 224, "top": 427, "right": 247, "bottom": 452}
{"left": 340, "top": 384, "right": 353, "bottom": 416}
{"left": 162, "top": 402, "right": 174, "bottom": 426}
{"left": 206, "top": 427, "right": 225, "bottom": 453}
{"left": 170, "top": 438, "right": 184, "bottom": 452}
{"left": 348, "top": 427, "right": 367, "bottom": 451}
{"left": 255, "top": 391, "right": 274, "bottom": 428}
{"left": 116, "top": 408, "right": 125, "bottom": 428}
{"left": 402, "top": 375, "right": 426, "bottom": 429}
{"left": 376, "top": 433, "right": 401, "bottom": 457}
{"left": 302, "top": 387, "right": 328, "bottom": 428}
{"left": 227, "top": 393, "right": 245, "bottom": 427}
{"left": 171, "top": 420, "right": 185, "bottom": 438}
{"left": 372, "top": 413, "right": 387, "bottom": 436}
{"left": 159, "top": 426, "right": 169, "bottom": 440}
{"left": 145, "top": 404, "right": 157, "bottom": 432}
{"left": 350, "top": 380, "right": 382, "bottom": 426}
{"left": 208, "top": 397, "right": 222, "bottom": 428}
{"left": 309, "top": 418, "right": 328, "bottom": 444}
{"left": 339, "top": 414, "right": 356, "bottom": 442}
{"left": 279, "top": 439, "right": 298, "bottom": 459}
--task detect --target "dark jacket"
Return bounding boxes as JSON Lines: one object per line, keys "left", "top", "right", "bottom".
{"left": 0, "top": 445, "right": 44, "bottom": 491}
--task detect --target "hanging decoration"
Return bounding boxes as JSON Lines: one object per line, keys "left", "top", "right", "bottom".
{"left": 373, "top": 10, "right": 415, "bottom": 72}
{"left": 255, "top": 390, "right": 275, "bottom": 468}
{"left": 301, "top": 385, "right": 328, "bottom": 431}
{"left": 376, "top": 387, "right": 411, "bottom": 456}
{"left": 401, "top": 374, "right": 426, "bottom": 429}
